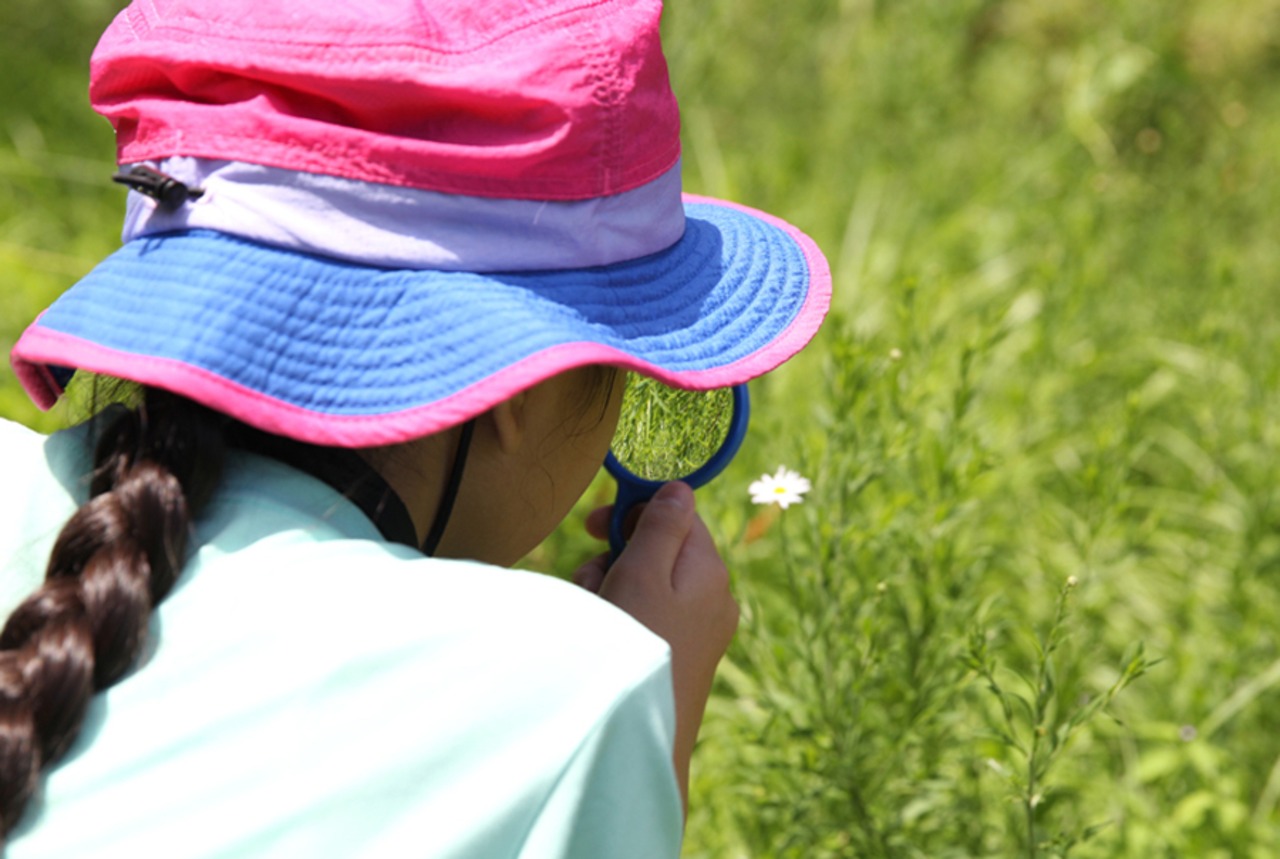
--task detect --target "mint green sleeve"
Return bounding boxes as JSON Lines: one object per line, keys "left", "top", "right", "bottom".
{"left": 0, "top": 420, "right": 85, "bottom": 618}
{"left": 519, "top": 655, "right": 684, "bottom": 858}
{"left": 0, "top": 441, "right": 688, "bottom": 858}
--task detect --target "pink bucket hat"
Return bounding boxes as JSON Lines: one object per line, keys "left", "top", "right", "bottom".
{"left": 11, "top": 0, "right": 831, "bottom": 447}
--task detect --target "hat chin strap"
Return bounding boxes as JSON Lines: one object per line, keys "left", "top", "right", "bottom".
{"left": 421, "top": 419, "right": 476, "bottom": 557}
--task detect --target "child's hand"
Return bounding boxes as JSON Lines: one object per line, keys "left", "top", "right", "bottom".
{"left": 572, "top": 482, "right": 739, "bottom": 813}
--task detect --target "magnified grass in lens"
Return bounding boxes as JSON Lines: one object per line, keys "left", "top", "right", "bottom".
{"left": 611, "top": 375, "right": 735, "bottom": 481}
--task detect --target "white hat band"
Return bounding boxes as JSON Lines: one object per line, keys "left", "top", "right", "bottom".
{"left": 121, "top": 157, "right": 686, "bottom": 272}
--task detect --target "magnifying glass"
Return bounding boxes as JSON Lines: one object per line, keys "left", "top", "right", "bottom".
{"left": 604, "top": 379, "right": 750, "bottom": 563}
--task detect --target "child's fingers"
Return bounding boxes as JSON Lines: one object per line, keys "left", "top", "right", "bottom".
{"left": 606, "top": 482, "right": 694, "bottom": 589}
{"left": 583, "top": 505, "right": 612, "bottom": 541}
{"left": 669, "top": 513, "right": 731, "bottom": 596}
{"left": 572, "top": 553, "right": 608, "bottom": 594}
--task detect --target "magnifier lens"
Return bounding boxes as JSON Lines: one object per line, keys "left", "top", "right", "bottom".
{"left": 610, "top": 377, "right": 736, "bottom": 481}
{"left": 605, "top": 378, "right": 750, "bottom": 562}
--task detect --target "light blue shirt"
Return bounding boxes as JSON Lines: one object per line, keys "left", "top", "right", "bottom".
{"left": 0, "top": 418, "right": 682, "bottom": 857}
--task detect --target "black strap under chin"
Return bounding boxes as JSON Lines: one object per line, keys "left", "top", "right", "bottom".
{"left": 420, "top": 419, "right": 476, "bottom": 557}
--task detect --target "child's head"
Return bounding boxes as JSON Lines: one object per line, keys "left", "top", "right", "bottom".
{"left": 11, "top": 0, "right": 830, "bottom": 456}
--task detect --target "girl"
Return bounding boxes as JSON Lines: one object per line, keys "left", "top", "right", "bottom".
{"left": 2, "top": 0, "right": 830, "bottom": 855}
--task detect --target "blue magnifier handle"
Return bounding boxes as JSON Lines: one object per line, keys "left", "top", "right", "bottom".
{"left": 604, "top": 384, "right": 750, "bottom": 566}
{"left": 605, "top": 473, "right": 664, "bottom": 564}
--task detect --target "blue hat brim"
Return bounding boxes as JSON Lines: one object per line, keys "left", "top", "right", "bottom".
{"left": 13, "top": 199, "right": 830, "bottom": 446}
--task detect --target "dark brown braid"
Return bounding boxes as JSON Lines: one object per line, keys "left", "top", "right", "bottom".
{"left": 0, "top": 367, "right": 618, "bottom": 840}
{"left": 0, "top": 390, "right": 229, "bottom": 839}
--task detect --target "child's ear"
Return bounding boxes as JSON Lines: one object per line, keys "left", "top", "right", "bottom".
{"left": 486, "top": 391, "right": 527, "bottom": 455}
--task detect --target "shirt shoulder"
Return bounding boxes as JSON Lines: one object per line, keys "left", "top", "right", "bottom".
{"left": 0, "top": 419, "right": 94, "bottom": 618}
{"left": 12, "top": 462, "right": 681, "bottom": 858}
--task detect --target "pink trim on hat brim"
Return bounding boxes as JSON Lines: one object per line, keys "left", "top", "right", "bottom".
{"left": 10, "top": 310, "right": 61, "bottom": 411}
{"left": 14, "top": 252, "right": 828, "bottom": 449}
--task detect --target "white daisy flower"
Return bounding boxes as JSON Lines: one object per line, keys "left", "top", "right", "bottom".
{"left": 748, "top": 466, "right": 811, "bottom": 509}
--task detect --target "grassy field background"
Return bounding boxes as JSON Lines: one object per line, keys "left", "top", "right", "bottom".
{"left": 6, "top": 1, "right": 1280, "bottom": 856}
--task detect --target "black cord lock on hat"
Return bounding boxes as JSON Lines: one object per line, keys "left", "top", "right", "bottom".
{"left": 111, "top": 165, "right": 204, "bottom": 210}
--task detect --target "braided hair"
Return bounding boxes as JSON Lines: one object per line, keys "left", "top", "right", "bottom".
{"left": 0, "top": 367, "right": 619, "bottom": 841}
{"left": 0, "top": 390, "right": 227, "bottom": 839}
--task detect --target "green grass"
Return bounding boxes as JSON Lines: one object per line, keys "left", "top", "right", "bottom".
{"left": 8, "top": 0, "right": 1280, "bottom": 856}
{"left": 611, "top": 376, "right": 738, "bottom": 481}
{"left": 0, "top": 0, "right": 121, "bottom": 432}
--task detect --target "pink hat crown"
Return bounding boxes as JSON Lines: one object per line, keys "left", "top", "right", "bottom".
{"left": 91, "top": 0, "right": 680, "bottom": 200}
{"left": 12, "top": 0, "right": 832, "bottom": 448}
